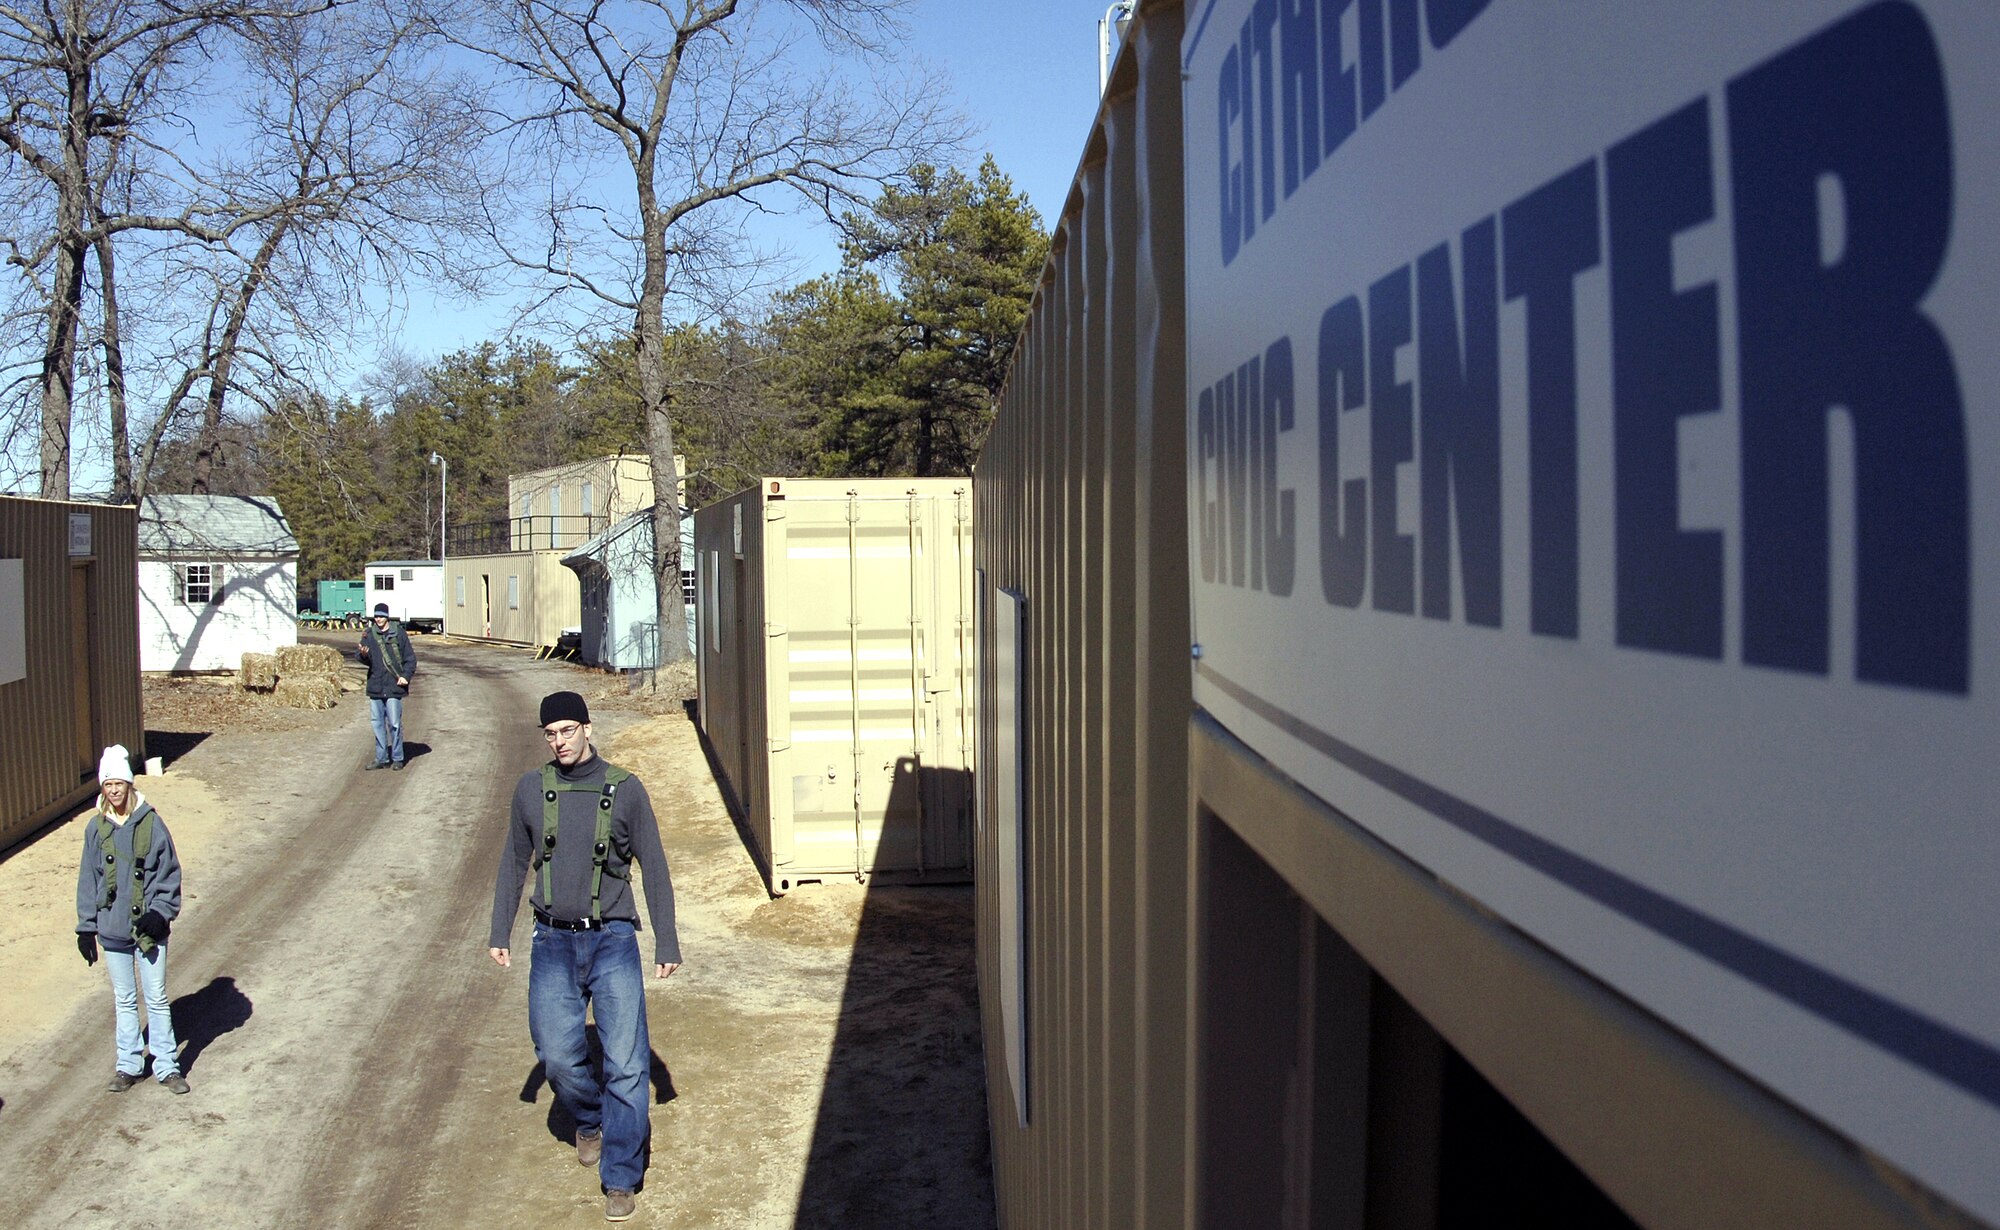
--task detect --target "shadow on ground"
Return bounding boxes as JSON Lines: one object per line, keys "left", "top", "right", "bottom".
{"left": 172, "top": 976, "right": 253, "bottom": 1076}
{"left": 145, "top": 731, "right": 210, "bottom": 768}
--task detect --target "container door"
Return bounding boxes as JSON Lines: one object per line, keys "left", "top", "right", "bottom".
{"left": 776, "top": 496, "right": 929, "bottom": 874}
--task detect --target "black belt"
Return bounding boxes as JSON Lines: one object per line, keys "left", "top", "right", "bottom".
{"left": 534, "top": 908, "right": 603, "bottom": 932}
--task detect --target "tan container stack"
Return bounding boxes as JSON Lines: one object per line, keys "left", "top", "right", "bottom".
{"left": 693, "top": 478, "right": 975, "bottom": 894}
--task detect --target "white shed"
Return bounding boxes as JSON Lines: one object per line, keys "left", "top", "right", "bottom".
{"left": 137, "top": 495, "right": 299, "bottom": 672}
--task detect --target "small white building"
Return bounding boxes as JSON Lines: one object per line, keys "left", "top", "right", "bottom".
{"left": 138, "top": 495, "right": 298, "bottom": 672}
{"left": 363, "top": 560, "right": 444, "bottom": 631}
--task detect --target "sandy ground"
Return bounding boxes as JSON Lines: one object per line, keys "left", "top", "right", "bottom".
{"left": 0, "top": 634, "right": 994, "bottom": 1229}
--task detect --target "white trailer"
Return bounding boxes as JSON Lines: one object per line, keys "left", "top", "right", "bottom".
{"left": 362, "top": 560, "right": 443, "bottom": 632}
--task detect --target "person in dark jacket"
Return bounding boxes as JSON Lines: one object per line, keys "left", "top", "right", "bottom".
{"left": 75, "top": 744, "right": 188, "bottom": 1094}
{"left": 490, "top": 691, "right": 680, "bottom": 1223}
{"left": 358, "top": 601, "right": 416, "bottom": 770}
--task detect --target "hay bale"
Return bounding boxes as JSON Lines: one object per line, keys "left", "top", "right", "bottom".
{"left": 274, "top": 675, "right": 340, "bottom": 710}
{"left": 274, "top": 643, "right": 344, "bottom": 678}
{"left": 238, "top": 652, "right": 277, "bottom": 691}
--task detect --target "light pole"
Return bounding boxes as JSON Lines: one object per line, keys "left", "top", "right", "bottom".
{"left": 1098, "top": 1, "right": 1134, "bottom": 94}
{"left": 428, "top": 451, "right": 447, "bottom": 632}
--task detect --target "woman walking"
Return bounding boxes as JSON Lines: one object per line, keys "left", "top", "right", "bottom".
{"left": 74, "top": 745, "right": 189, "bottom": 1094}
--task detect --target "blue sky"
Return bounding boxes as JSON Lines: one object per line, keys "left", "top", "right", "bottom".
{"left": 387, "top": 0, "right": 1117, "bottom": 366}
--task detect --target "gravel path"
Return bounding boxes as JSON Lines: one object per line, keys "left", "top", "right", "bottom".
{"left": 0, "top": 634, "right": 993, "bottom": 1229}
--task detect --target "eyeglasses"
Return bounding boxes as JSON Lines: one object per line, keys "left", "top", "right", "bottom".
{"left": 543, "top": 723, "right": 584, "bottom": 742}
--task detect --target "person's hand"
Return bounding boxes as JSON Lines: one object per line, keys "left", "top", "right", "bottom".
{"left": 135, "top": 910, "right": 170, "bottom": 944}
{"left": 395, "top": 676, "right": 408, "bottom": 687}
{"left": 77, "top": 932, "right": 97, "bottom": 965}
{"left": 655, "top": 962, "right": 679, "bottom": 980}
{"left": 490, "top": 947, "right": 511, "bottom": 968}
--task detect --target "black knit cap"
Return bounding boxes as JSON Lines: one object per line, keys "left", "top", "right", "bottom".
{"left": 539, "top": 690, "right": 590, "bottom": 728}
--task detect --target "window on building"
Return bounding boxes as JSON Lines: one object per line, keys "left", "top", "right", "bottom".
{"left": 400, "top": 568, "right": 414, "bottom": 581}
{"left": 551, "top": 483, "right": 562, "bottom": 518}
{"left": 455, "top": 576, "right": 466, "bottom": 607}
{"left": 681, "top": 567, "right": 696, "bottom": 606}
{"left": 507, "top": 575, "right": 520, "bottom": 609}
{"left": 176, "top": 563, "right": 223, "bottom": 606}
{"left": 582, "top": 481, "right": 594, "bottom": 518}
{"left": 374, "top": 574, "right": 395, "bottom": 591}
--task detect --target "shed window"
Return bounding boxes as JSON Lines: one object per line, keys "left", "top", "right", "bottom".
{"left": 374, "top": 574, "right": 395, "bottom": 591}
{"left": 455, "top": 576, "right": 466, "bottom": 607}
{"left": 177, "top": 563, "right": 223, "bottom": 606}
{"left": 508, "top": 575, "right": 520, "bottom": 609}
{"left": 681, "top": 566, "right": 696, "bottom": 606}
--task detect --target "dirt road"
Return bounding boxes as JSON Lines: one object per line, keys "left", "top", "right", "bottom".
{"left": 0, "top": 636, "right": 994, "bottom": 1229}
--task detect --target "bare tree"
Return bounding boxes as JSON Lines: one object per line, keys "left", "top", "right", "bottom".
{"left": 0, "top": 0, "right": 335, "bottom": 497}
{"left": 125, "top": 3, "right": 493, "bottom": 500}
{"left": 449, "top": 0, "right": 963, "bottom": 664}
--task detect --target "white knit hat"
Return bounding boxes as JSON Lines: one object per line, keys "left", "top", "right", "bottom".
{"left": 98, "top": 744, "right": 135, "bottom": 784}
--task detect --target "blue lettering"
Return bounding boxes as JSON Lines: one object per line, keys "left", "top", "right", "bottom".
{"left": 1318, "top": 297, "right": 1368, "bottom": 607}
{"left": 1417, "top": 219, "right": 1502, "bottom": 627}
{"left": 1502, "top": 159, "right": 1600, "bottom": 640}
{"left": 1279, "top": 0, "right": 1322, "bottom": 197}
{"left": 1263, "top": 338, "right": 1298, "bottom": 596}
{"left": 1370, "top": 265, "right": 1415, "bottom": 614}
{"left": 1425, "top": 0, "right": 1490, "bottom": 49}
{"left": 1320, "top": 0, "right": 1357, "bottom": 159}
{"left": 1730, "top": 0, "right": 1967, "bottom": 693}
{"left": 1608, "top": 100, "right": 1724, "bottom": 660}
{"left": 1219, "top": 44, "right": 1245, "bottom": 265}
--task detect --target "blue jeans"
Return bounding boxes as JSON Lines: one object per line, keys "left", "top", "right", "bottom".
{"left": 104, "top": 944, "right": 180, "bottom": 1078}
{"left": 369, "top": 695, "right": 405, "bottom": 765}
{"left": 528, "top": 920, "right": 650, "bottom": 1192}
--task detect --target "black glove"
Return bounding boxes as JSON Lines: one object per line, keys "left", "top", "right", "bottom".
{"left": 135, "top": 910, "right": 171, "bottom": 944}
{"left": 77, "top": 932, "right": 98, "bottom": 965}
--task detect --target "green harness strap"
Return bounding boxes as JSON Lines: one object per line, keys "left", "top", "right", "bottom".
{"left": 535, "top": 762, "right": 633, "bottom": 922}
{"left": 94, "top": 808, "right": 158, "bottom": 954}
{"left": 368, "top": 624, "right": 407, "bottom": 678}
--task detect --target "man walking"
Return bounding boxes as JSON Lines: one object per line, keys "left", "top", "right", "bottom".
{"left": 490, "top": 691, "right": 681, "bottom": 1223}
{"left": 357, "top": 602, "right": 415, "bottom": 770}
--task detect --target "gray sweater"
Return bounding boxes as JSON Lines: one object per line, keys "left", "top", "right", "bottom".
{"left": 489, "top": 753, "right": 681, "bottom": 965}
{"left": 75, "top": 800, "right": 182, "bottom": 952}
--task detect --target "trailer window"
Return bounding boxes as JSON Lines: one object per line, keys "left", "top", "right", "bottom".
{"left": 374, "top": 574, "right": 395, "bottom": 591}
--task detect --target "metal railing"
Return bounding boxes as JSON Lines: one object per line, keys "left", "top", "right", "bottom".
{"left": 449, "top": 514, "right": 606, "bottom": 556}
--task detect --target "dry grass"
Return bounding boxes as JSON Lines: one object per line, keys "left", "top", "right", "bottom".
{"left": 273, "top": 643, "right": 344, "bottom": 677}
{"left": 237, "top": 652, "right": 277, "bottom": 691}
{"left": 273, "top": 675, "right": 341, "bottom": 710}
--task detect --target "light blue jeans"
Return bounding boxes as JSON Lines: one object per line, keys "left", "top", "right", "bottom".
{"left": 528, "top": 920, "right": 650, "bottom": 1192}
{"left": 104, "top": 944, "right": 180, "bottom": 1078}
{"left": 369, "top": 696, "right": 405, "bottom": 765}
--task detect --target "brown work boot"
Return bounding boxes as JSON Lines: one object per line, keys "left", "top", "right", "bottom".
{"left": 576, "top": 1130, "right": 602, "bottom": 1167}
{"left": 159, "top": 1072, "right": 190, "bottom": 1094}
{"left": 106, "top": 1071, "right": 141, "bottom": 1093}
{"left": 605, "top": 1189, "right": 635, "bottom": 1221}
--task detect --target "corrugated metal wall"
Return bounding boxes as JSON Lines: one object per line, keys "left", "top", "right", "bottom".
{"left": 0, "top": 497, "right": 144, "bottom": 851}
{"left": 971, "top": 2, "right": 1192, "bottom": 1224}
{"left": 973, "top": 2, "right": 1969, "bottom": 1227}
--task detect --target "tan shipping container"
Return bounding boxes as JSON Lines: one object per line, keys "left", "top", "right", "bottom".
{"left": 694, "top": 478, "right": 974, "bottom": 894}
{"left": 0, "top": 497, "right": 144, "bottom": 851}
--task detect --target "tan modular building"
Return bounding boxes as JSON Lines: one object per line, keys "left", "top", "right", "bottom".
{"left": 0, "top": 497, "right": 144, "bottom": 851}
{"left": 694, "top": 478, "right": 974, "bottom": 894}
{"left": 442, "top": 550, "right": 579, "bottom": 647}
